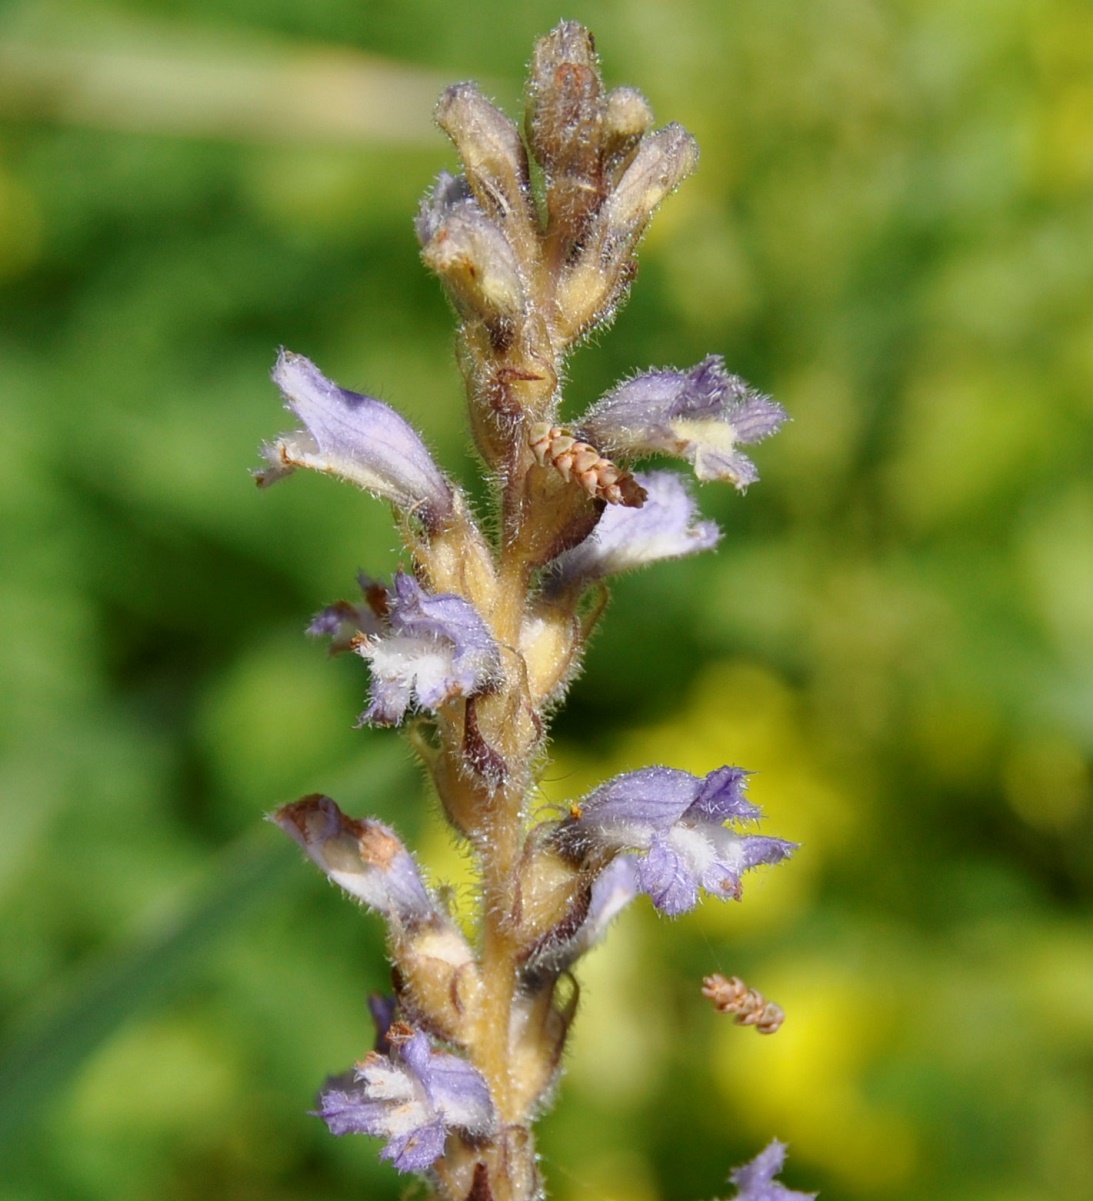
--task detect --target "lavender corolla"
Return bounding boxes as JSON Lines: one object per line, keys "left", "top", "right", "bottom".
{"left": 259, "top": 23, "right": 811, "bottom": 1201}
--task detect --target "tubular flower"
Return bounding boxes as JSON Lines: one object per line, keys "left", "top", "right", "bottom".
{"left": 256, "top": 350, "right": 454, "bottom": 525}
{"left": 578, "top": 356, "right": 787, "bottom": 490}
{"left": 272, "top": 795, "right": 437, "bottom": 924}
{"left": 546, "top": 469, "right": 720, "bottom": 591}
{"left": 357, "top": 572, "right": 501, "bottom": 726}
{"left": 559, "top": 766, "right": 796, "bottom": 916}
{"left": 728, "top": 1140, "right": 817, "bottom": 1201}
{"left": 317, "top": 1026, "right": 496, "bottom": 1172}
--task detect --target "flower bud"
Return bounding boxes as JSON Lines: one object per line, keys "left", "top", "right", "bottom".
{"left": 600, "top": 123, "right": 699, "bottom": 238}
{"left": 420, "top": 193, "right": 527, "bottom": 325}
{"left": 435, "top": 84, "right": 534, "bottom": 250}
{"left": 603, "top": 86, "right": 655, "bottom": 148}
{"left": 272, "top": 796, "right": 436, "bottom": 923}
{"left": 553, "top": 124, "right": 698, "bottom": 340}
{"left": 526, "top": 21, "right": 602, "bottom": 175}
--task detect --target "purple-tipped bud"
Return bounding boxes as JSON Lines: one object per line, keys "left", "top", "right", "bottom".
{"left": 580, "top": 356, "right": 787, "bottom": 490}
{"left": 414, "top": 170, "right": 474, "bottom": 246}
{"left": 547, "top": 470, "right": 720, "bottom": 591}
{"left": 271, "top": 796, "right": 436, "bottom": 924}
{"left": 359, "top": 572, "right": 501, "bottom": 726}
{"left": 256, "top": 351, "right": 454, "bottom": 523}
{"left": 317, "top": 1026, "right": 495, "bottom": 1172}
{"left": 560, "top": 766, "right": 796, "bottom": 916}
{"left": 728, "top": 1141, "right": 817, "bottom": 1201}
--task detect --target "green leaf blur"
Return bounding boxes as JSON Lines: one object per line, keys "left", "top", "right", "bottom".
{"left": 1, "top": 2, "right": 1090, "bottom": 1199}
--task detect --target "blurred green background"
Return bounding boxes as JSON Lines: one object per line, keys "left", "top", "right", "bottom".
{"left": 2, "top": 1, "right": 1092, "bottom": 1199}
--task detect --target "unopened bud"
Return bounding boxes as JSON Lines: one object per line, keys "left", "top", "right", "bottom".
{"left": 602, "top": 87, "right": 655, "bottom": 183}
{"left": 421, "top": 203, "right": 526, "bottom": 323}
{"left": 272, "top": 795, "right": 436, "bottom": 924}
{"left": 415, "top": 170, "right": 473, "bottom": 247}
{"left": 603, "top": 87, "right": 655, "bottom": 143}
{"left": 602, "top": 123, "right": 699, "bottom": 238}
{"left": 435, "top": 84, "right": 533, "bottom": 239}
{"left": 526, "top": 20, "right": 603, "bottom": 175}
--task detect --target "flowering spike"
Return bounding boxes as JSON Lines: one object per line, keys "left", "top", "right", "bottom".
{"left": 257, "top": 351, "right": 454, "bottom": 524}
{"left": 579, "top": 356, "right": 787, "bottom": 489}
{"left": 259, "top": 21, "right": 810, "bottom": 1201}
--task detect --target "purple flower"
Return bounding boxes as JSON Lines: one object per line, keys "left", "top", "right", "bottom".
{"left": 561, "top": 766, "right": 796, "bottom": 916}
{"left": 547, "top": 470, "right": 720, "bottom": 591}
{"left": 256, "top": 351, "right": 454, "bottom": 525}
{"left": 271, "top": 795, "right": 436, "bottom": 924}
{"left": 358, "top": 572, "right": 501, "bottom": 726}
{"left": 729, "top": 1141, "right": 817, "bottom": 1201}
{"left": 317, "top": 1027, "right": 495, "bottom": 1172}
{"left": 579, "top": 356, "right": 787, "bottom": 490}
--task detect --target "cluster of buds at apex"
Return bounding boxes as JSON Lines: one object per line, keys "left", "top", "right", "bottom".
{"left": 701, "top": 972, "right": 785, "bottom": 1035}
{"left": 529, "top": 422, "right": 646, "bottom": 507}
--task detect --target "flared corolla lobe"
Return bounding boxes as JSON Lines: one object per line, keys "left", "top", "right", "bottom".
{"left": 559, "top": 766, "right": 796, "bottom": 916}
{"left": 580, "top": 356, "right": 787, "bottom": 490}
{"left": 317, "top": 1026, "right": 495, "bottom": 1172}
{"left": 728, "top": 1140, "right": 817, "bottom": 1201}
{"left": 307, "top": 575, "right": 391, "bottom": 654}
{"left": 358, "top": 572, "right": 501, "bottom": 726}
{"left": 546, "top": 470, "right": 720, "bottom": 591}
{"left": 272, "top": 795, "right": 436, "bottom": 924}
{"left": 256, "top": 351, "right": 454, "bottom": 524}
